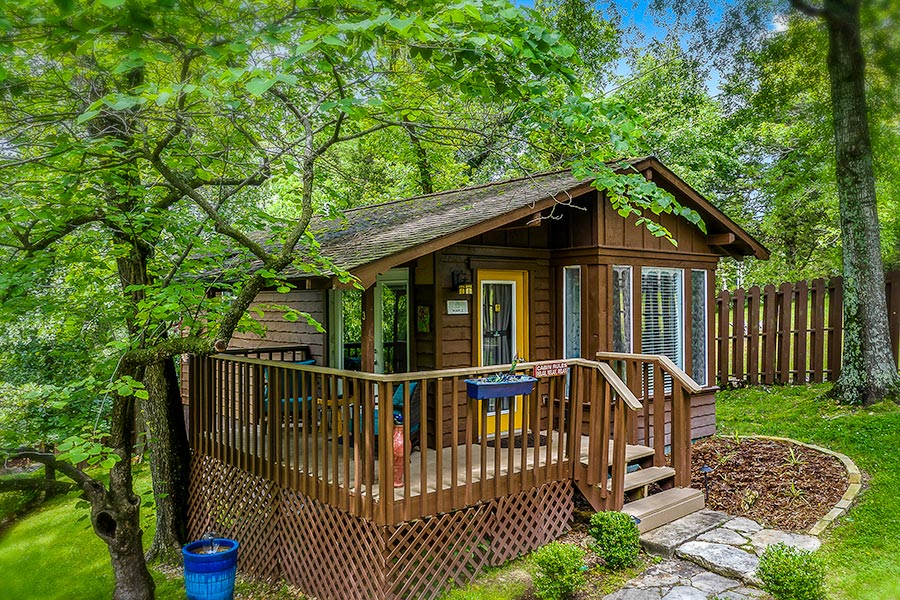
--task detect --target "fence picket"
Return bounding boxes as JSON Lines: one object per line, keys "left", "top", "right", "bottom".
{"left": 716, "top": 272, "right": 900, "bottom": 385}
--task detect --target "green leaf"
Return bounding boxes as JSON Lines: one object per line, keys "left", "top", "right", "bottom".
{"left": 551, "top": 44, "right": 575, "bottom": 58}
{"left": 244, "top": 77, "right": 276, "bottom": 96}
{"left": 76, "top": 110, "right": 100, "bottom": 124}
{"left": 100, "top": 0, "right": 126, "bottom": 7}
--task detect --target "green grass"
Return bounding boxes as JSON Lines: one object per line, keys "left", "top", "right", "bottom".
{"left": 716, "top": 384, "right": 900, "bottom": 600}
{"left": 0, "top": 467, "right": 185, "bottom": 600}
{"left": 0, "top": 466, "right": 303, "bottom": 599}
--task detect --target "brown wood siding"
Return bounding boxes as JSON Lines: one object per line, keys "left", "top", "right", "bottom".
{"left": 432, "top": 245, "right": 554, "bottom": 447}
{"left": 229, "top": 289, "right": 327, "bottom": 364}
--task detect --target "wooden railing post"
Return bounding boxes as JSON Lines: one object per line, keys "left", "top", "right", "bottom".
{"left": 671, "top": 382, "right": 691, "bottom": 488}
{"left": 610, "top": 395, "right": 627, "bottom": 511}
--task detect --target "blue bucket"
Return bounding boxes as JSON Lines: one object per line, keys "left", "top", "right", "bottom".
{"left": 182, "top": 538, "right": 239, "bottom": 600}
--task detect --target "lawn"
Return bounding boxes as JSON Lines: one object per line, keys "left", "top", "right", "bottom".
{"left": 0, "top": 468, "right": 185, "bottom": 600}
{"left": 716, "top": 383, "right": 900, "bottom": 600}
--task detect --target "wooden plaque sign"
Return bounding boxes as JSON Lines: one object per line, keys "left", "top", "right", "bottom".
{"left": 533, "top": 362, "right": 569, "bottom": 378}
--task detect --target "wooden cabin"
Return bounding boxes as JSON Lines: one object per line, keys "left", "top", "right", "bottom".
{"left": 184, "top": 156, "right": 767, "bottom": 600}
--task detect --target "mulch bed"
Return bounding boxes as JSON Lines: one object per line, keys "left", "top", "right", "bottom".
{"left": 690, "top": 436, "right": 848, "bottom": 531}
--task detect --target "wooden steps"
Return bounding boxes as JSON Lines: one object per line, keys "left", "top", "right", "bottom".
{"left": 576, "top": 442, "right": 702, "bottom": 534}
{"left": 607, "top": 466, "right": 675, "bottom": 493}
{"left": 621, "top": 487, "right": 705, "bottom": 533}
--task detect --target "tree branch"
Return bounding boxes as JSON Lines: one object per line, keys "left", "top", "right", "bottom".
{"left": 789, "top": 0, "right": 827, "bottom": 18}
{"left": 0, "top": 476, "right": 77, "bottom": 494}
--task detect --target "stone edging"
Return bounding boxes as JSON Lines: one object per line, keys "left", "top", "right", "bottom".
{"left": 750, "top": 435, "right": 862, "bottom": 536}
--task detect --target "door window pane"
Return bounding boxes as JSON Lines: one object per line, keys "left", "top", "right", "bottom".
{"left": 691, "top": 270, "right": 708, "bottom": 386}
{"left": 381, "top": 282, "right": 408, "bottom": 374}
{"left": 341, "top": 289, "right": 363, "bottom": 371}
{"left": 482, "top": 282, "right": 514, "bottom": 367}
{"left": 612, "top": 266, "right": 633, "bottom": 352}
{"left": 563, "top": 266, "right": 582, "bottom": 359}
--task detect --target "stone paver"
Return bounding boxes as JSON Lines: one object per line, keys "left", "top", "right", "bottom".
{"left": 690, "top": 571, "right": 741, "bottom": 594}
{"left": 640, "top": 510, "right": 731, "bottom": 558}
{"left": 696, "top": 528, "right": 750, "bottom": 546}
{"left": 676, "top": 541, "right": 760, "bottom": 585}
{"left": 721, "top": 517, "right": 763, "bottom": 534}
{"left": 661, "top": 586, "right": 708, "bottom": 599}
{"left": 748, "top": 529, "right": 821, "bottom": 555}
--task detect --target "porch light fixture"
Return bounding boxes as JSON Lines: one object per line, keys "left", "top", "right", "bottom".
{"left": 451, "top": 270, "right": 473, "bottom": 295}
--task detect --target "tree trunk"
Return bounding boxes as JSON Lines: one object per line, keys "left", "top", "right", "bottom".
{"left": 99, "top": 380, "right": 156, "bottom": 600}
{"left": 820, "top": 0, "right": 899, "bottom": 404}
{"left": 143, "top": 356, "right": 191, "bottom": 563}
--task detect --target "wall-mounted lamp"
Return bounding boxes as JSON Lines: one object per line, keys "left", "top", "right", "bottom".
{"left": 451, "top": 270, "right": 473, "bottom": 295}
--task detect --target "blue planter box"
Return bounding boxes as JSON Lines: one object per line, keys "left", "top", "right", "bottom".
{"left": 464, "top": 376, "right": 537, "bottom": 399}
{"left": 183, "top": 538, "right": 239, "bottom": 600}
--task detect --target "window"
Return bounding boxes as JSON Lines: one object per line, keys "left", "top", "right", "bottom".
{"left": 691, "top": 270, "right": 708, "bottom": 386}
{"left": 563, "top": 266, "right": 581, "bottom": 359}
{"left": 612, "top": 266, "right": 632, "bottom": 352}
{"left": 641, "top": 267, "right": 683, "bottom": 369}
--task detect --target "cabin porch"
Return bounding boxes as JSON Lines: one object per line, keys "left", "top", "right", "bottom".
{"left": 186, "top": 351, "right": 704, "bottom": 600}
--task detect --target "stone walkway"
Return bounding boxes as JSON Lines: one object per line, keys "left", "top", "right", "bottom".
{"left": 604, "top": 510, "right": 821, "bottom": 599}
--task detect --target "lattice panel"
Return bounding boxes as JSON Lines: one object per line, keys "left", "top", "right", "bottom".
{"left": 280, "top": 489, "right": 387, "bottom": 600}
{"left": 490, "top": 480, "right": 574, "bottom": 566}
{"left": 187, "top": 455, "right": 282, "bottom": 581}
{"left": 189, "top": 456, "right": 576, "bottom": 599}
{"left": 384, "top": 503, "right": 495, "bottom": 600}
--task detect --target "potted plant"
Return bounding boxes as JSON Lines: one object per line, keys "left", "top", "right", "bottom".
{"left": 465, "top": 357, "right": 537, "bottom": 399}
{"left": 183, "top": 533, "right": 239, "bottom": 600}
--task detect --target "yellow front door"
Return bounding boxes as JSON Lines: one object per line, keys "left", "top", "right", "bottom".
{"left": 477, "top": 269, "right": 529, "bottom": 435}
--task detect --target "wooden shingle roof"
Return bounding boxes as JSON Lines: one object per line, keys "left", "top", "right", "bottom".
{"left": 271, "top": 156, "right": 767, "bottom": 286}
{"left": 310, "top": 168, "right": 586, "bottom": 273}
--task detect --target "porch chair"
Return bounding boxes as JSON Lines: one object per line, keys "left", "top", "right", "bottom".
{"left": 262, "top": 359, "right": 317, "bottom": 419}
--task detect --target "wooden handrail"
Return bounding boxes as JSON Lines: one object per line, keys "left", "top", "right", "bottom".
{"left": 596, "top": 362, "right": 642, "bottom": 410}
{"left": 595, "top": 352, "right": 702, "bottom": 394}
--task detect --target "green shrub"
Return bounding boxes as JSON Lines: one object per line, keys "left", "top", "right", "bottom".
{"left": 531, "top": 541, "right": 585, "bottom": 600}
{"left": 757, "top": 543, "right": 826, "bottom": 600}
{"left": 588, "top": 511, "right": 640, "bottom": 569}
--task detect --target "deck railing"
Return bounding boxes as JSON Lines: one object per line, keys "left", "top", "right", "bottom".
{"left": 188, "top": 355, "right": 652, "bottom": 525}
{"left": 595, "top": 352, "right": 702, "bottom": 487}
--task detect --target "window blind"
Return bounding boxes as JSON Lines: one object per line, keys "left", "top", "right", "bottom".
{"left": 641, "top": 267, "right": 683, "bottom": 369}
{"left": 691, "top": 270, "right": 708, "bottom": 386}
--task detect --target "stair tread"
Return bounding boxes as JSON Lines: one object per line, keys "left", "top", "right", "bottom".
{"left": 623, "top": 487, "right": 705, "bottom": 532}
{"left": 607, "top": 466, "right": 675, "bottom": 492}
{"left": 580, "top": 441, "right": 655, "bottom": 467}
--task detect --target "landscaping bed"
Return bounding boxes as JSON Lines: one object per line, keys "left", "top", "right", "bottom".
{"left": 690, "top": 436, "right": 848, "bottom": 531}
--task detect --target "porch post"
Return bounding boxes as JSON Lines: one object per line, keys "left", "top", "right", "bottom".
{"left": 362, "top": 285, "right": 376, "bottom": 372}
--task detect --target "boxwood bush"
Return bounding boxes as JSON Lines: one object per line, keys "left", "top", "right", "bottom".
{"left": 757, "top": 542, "right": 826, "bottom": 600}
{"left": 531, "top": 541, "right": 585, "bottom": 600}
{"left": 588, "top": 511, "right": 640, "bottom": 569}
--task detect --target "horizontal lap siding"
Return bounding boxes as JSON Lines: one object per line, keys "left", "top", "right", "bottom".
{"left": 229, "top": 289, "right": 327, "bottom": 364}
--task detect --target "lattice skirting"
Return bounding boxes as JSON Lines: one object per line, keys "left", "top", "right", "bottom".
{"left": 188, "top": 455, "right": 573, "bottom": 600}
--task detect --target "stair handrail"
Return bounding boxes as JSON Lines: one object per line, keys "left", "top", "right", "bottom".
{"left": 595, "top": 351, "right": 701, "bottom": 489}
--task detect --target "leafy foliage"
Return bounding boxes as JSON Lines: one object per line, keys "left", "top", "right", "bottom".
{"left": 588, "top": 511, "right": 640, "bottom": 569}
{"left": 531, "top": 541, "right": 586, "bottom": 600}
{"left": 757, "top": 543, "right": 826, "bottom": 600}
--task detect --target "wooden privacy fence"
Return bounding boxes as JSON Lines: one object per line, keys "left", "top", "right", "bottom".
{"left": 715, "top": 271, "right": 900, "bottom": 385}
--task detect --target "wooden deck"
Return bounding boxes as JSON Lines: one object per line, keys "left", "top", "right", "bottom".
{"left": 187, "top": 353, "right": 702, "bottom": 600}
